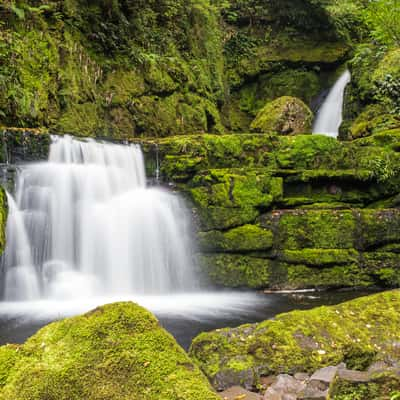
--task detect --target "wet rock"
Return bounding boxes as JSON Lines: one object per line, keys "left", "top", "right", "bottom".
{"left": 219, "top": 386, "right": 262, "bottom": 400}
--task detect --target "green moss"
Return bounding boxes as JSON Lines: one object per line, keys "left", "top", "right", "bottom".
{"left": 342, "top": 46, "right": 400, "bottom": 139}
{"left": 57, "top": 103, "right": 106, "bottom": 137}
{"left": 332, "top": 372, "right": 400, "bottom": 400}
{"left": 199, "top": 254, "right": 271, "bottom": 288}
{"left": 236, "top": 69, "right": 322, "bottom": 119}
{"left": 250, "top": 96, "right": 313, "bottom": 135}
{"left": 103, "top": 69, "right": 146, "bottom": 104}
{"left": 270, "top": 210, "right": 357, "bottom": 250}
{"left": 0, "top": 302, "right": 219, "bottom": 400}
{"left": 198, "top": 224, "right": 273, "bottom": 253}
{"left": 190, "top": 291, "right": 400, "bottom": 386}
{"left": 275, "top": 134, "right": 344, "bottom": 169}
{"left": 0, "top": 345, "right": 20, "bottom": 388}
{"left": 284, "top": 263, "right": 373, "bottom": 289}
{"left": 280, "top": 249, "right": 359, "bottom": 266}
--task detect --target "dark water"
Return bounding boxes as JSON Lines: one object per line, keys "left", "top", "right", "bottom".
{"left": 0, "top": 289, "right": 378, "bottom": 350}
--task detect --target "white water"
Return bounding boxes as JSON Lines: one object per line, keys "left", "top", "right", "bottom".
{"left": 312, "top": 70, "right": 351, "bottom": 137}
{"left": 1, "top": 135, "right": 197, "bottom": 301}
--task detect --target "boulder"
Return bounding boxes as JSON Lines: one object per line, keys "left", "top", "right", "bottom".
{"left": 0, "top": 302, "right": 219, "bottom": 400}
{"left": 250, "top": 97, "right": 313, "bottom": 135}
{"left": 190, "top": 291, "right": 400, "bottom": 389}
{"left": 220, "top": 386, "right": 262, "bottom": 400}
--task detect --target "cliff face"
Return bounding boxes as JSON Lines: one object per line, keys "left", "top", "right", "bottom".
{"left": 0, "top": 0, "right": 361, "bottom": 138}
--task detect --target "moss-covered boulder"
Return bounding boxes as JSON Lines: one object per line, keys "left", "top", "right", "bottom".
{"left": 250, "top": 97, "right": 313, "bottom": 135}
{"left": 0, "top": 302, "right": 219, "bottom": 400}
{"left": 190, "top": 291, "right": 400, "bottom": 391}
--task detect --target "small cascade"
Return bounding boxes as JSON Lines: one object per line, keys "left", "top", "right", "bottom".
{"left": 312, "top": 70, "right": 351, "bottom": 137}
{"left": 2, "top": 194, "right": 39, "bottom": 300}
{"left": 1, "top": 135, "right": 197, "bottom": 301}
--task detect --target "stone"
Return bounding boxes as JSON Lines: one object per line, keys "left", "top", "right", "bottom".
{"left": 219, "top": 386, "right": 262, "bottom": 400}
{"left": 264, "top": 374, "right": 307, "bottom": 399}
{"left": 273, "top": 374, "right": 307, "bottom": 393}
{"left": 215, "top": 366, "right": 255, "bottom": 391}
{"left": 294, "top": 373, "right": 310, "bottom": 382}
{"left": 260, "top": 375, "right": 278, "bottom": 388}
{"left": 263, "top": 388, "right": 282, "bottom": 400}
{"left": 337, "top": 369, "right": 370, "bottom": 382}
{"left": 250, "top": 96, "right": 313, "bottom": 135}
{"left": 309, "top": 366, "right": 338, "bottom": 384}
{"left": 298, "top": 386, "right": 329, "bottom": 400}
{"left": 0, "top": 302, "right": 219, "bottom": 400}
{"left": 367, "top": 361, "right": 391, "bottom": 374}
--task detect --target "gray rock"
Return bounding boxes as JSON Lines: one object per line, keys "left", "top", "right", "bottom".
{"left": 309, "top": 366, "right": 338, "bottom": 384}
{"left": 298, "top": 386, "right": 329, "bottom": 400}
{"left": 260, "top": 375, "right": 277, "bottom": 389}
{"left": 294, "top": 373, "right": 310, "bottom": 382}
{"left": 263, "top": 388, "right": 282, "bottom": 400}
{"left": 273, "top": 374, "right": 307, "bottom": 393}
{"left": 214, "top": 366, "right": 255, "bottom": 391}
{"left": 337, "top": 369, "right": 370, "bottom": 383}
{"left": 367, "top": 361, "right": 391, "bottom": 374}
{"left": 264, "top": 374, "right": 307, "bottom": 399}
{"left": 219, "top": 386, "right": 262, "bottom": 400}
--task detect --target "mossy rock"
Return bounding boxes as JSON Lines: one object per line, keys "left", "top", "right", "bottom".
{"left": 332, "top": 371, "right": 400, "bottom": 399}
{"left": 190, "top": 291, "right": 400, "bottom": 390}
{"left": 250, "top": 96, "right": 313, "bottom": 135}
{"left": 199, "top": 254, "right": 272, "bottom": 288}
{"left": 0, "top": 302, "right": 219, "bottom": 400}
{"left": 198, "top": 224, "right": 273, "bottom": 253}
{"left": 264, "top": 209, "right": 357, "bottom": 250}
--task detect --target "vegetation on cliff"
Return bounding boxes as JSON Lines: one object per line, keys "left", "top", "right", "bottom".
{"left": 0, "top": 0, "right": 365, "bottom": 137}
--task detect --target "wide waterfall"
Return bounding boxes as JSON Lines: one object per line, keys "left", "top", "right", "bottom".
{"left": 1, "top": 135, "right": 197, "bottom": 301}
{"left": 312, "top": 70, "right": 351, "bottom": 137}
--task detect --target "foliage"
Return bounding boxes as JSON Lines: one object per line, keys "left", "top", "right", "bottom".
{"left": 362, "top": 0, "right": 400, "bottom": 46}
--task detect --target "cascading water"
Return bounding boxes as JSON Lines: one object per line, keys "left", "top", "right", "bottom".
{"left": 312, "top": 70, "right": 351, "bottom": 137}
{"left": 1, "top": 135, "right": 196, "bottom": 301}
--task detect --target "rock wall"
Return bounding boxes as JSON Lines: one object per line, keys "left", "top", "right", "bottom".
{"left": 139, "top": 132, "right": 400, "bottom": 290}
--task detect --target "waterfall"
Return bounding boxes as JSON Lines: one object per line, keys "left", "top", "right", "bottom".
{"left": 312, "top": 70, "right": 351, "bottom": 137}
{"left": 1, "top": 135, "right": 196, "bottom": 301}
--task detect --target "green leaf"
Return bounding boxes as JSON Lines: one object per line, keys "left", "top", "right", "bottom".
{"left": 10, "top": 4, "right": 25, "bottom": 20}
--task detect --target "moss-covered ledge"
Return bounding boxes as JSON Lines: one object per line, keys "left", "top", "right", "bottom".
{"left": 0, "top": 302, "right": 219, "bottom": 400}
{"left": 189, "top": 290, "right": 400, "bottom": 391}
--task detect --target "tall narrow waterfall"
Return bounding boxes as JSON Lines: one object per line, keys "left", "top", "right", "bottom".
{"left": 312, "top": 70, "right": 351, "bottom": 137}
{"left": 1, "top": 135, "right": 196, "bottom": 301}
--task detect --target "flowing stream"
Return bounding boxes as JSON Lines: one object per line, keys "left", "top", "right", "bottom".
{"left": 312, "top": 70, "right": 351, "bottom": 137}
